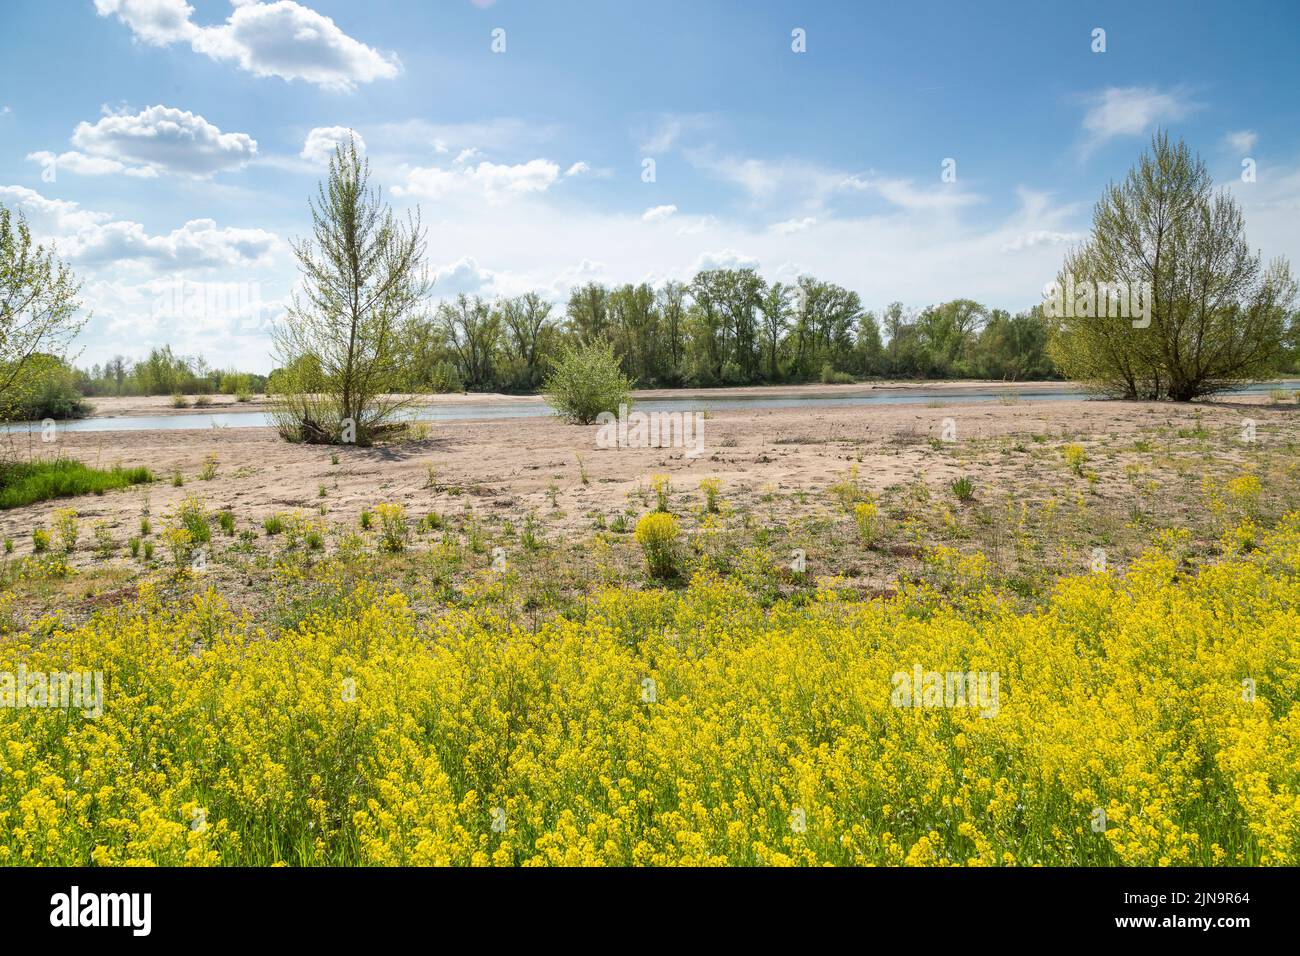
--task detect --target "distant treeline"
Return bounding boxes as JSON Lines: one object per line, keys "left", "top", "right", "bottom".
{"left": 271, "top": 270, "right": 1060, "bottom": 396}
{"left": 77, "top": 345, "right": 269, "bottom": 398}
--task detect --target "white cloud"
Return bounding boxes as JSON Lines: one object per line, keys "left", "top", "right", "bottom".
{"left": 0, "top": 185, "right": 278, "bottom": 268}
{"left": 1080, "top": 86, "right": 1197, "bottom": 146}
{"left": 839, "top": 174, "right": 980, "bottom": 212}
{"left": 26, "top": 150, "right": 159, "bottom": 179}
{"left": 301, "top": 126, "right": 364, "bottom": 164}
{"left": 770, "top": 216, "right": 816, "bottom": 235}
{"left": 70, "top": 105, "right": 257, "bottom": 176}
{"left": 642, "top": 204, "right": 678, "bottom": 222}
{"left": 395, "top": 158, "right": 563, "bottom": 202}
{"left": 454, "top": 148, "right": 480, "bottom": 165}
{"left": 431, "top": 255, "right": 496, "bottom": 295}
{"left": 1225, "top": 129, "right": 1258, "bottom": 154}
{"left": 564, "top": 161, "right": 590, "bottom": 177}
{"left": 695, "top": 248, "right": 760, "bottom": 271}
{"left": 96, "top": 0, "right": 401, "bottom": 91}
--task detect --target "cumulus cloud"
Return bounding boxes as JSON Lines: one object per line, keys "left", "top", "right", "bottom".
{"left": 694, "top": 248, "right": 760, "bottom": 271}
{"left": 1080, "top": 86, "right": 1197, "bottom": 147}
{"left": 564, "top": 161, "right": 590, "bottom": 177}
{"left": 431, "top": 256, "right": 497, "bottom": 295}
{"left": 95, "top": 0, "right": 401, "bottom": 91}
{"left": 0, "top": 185, "right": 278, "bottom": 268}
{"left": 642, "top": 204, "right": 678, "bottom": 222}
{"left": 68, "top": 105, "right": 257, "bottom": 176}
{"left": 26, "top": 150, "right": 159, "bottom": 179}
{"left": 300, "top": 126, "right": 364, "bottom": 164}
{"left": 395, "top": 159, "right": 563, "bottom": 202}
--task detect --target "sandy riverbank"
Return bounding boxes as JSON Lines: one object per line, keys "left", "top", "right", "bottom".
{"left": 2, "top": 390, "right": 1292, "bottom": 561}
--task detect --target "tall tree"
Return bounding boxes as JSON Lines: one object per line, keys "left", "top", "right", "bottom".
{"left": 272, "top": 136, "right": 429, "bottom": 443}
{"left": 439, "top": 294, "right": 501, "bottom": 391}
{"left": 1049, "top": 133, "right": 1296, "bottom": 400}
{"left": 758, "top": 282, "right": 792, "bottom": 381}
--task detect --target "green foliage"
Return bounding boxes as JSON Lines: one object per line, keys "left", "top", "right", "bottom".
{"left": 543, "top": 339, "right": 633, "bottom": 424}
{"left": 1048, "top": 133, "right": 1297, "bottom": 400}
{"left": 271, "top": 136, "right": 427, "bottom": 445}
{"left": 0, "top": 459, "right": 153, "bottom": 510}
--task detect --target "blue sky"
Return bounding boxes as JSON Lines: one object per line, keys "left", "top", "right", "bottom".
{"left": 1, "top": 0, "right": 1298, "bottom": 373}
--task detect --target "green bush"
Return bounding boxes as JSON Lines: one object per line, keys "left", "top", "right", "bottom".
{"left": 543, "top": 340, "right": 633, "bottom": 425}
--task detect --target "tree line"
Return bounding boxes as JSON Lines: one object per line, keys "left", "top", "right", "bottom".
{"left": 324, "top": 279, "right": 1059, "bottom": 397}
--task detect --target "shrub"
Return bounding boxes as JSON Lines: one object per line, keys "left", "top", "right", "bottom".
{"left": 175, "top": 496, "right": 211, "bottom": 545}
{"left": 12, "top": 364, "right": 90, "bottom": 420}
{"left": 199, "top": 454, "right": 218, "bottom": 481}
{"left": 828, "top": 464, "right": 864, "bottom": 512}
{"left": 92, "top": 520, "right": 115, "bottom": 559}
{"left": 635, "top": 512, "right": 681, "bottom": 579}
{"left": 699, "top": 478, "right": 722, "bottom": 514}
{"left": 263, "top": 514, "right": 285, "bottom": 536}
{"left": 217, "top": 511, "right": 236, "bottom": 536}
{"left": 543, "top": 340, "right": 633, "bottom": 425}
{"left": 1062, "top": 444, "right": 1087, "bottom": 476}
{"left": 51, "top": 508, "right": 78, "bottom": 554}
{"left": 31, "top": 528, "right": 50, "bottom": 554}
{"left": 374, "top": 503, "right": 408, "bottom": 553}
{"left": 650, "top": 473, "right": 672, "bottom": 513}
{"left": 359, "top": 510, "right": 373, "bottom": 530}
{"left": 163, "top": 526, "right": 194, "bottom": 568}
{"left": 853, "top": 500, "right": 881, "bottom": 545}
{"left": 819, "top": 362, "right": 856, "bottom": 385}
{"left": 949, "top": 476, "right": 976, "bottom": 502}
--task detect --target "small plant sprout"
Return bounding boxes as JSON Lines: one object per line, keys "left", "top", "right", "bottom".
{"left": 950, "top": 476, "right": 976, "bottom": 502}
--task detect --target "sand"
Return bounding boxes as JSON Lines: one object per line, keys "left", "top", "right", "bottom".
{"left": 2, "top": 384, "right": 1290, "bottom": 561}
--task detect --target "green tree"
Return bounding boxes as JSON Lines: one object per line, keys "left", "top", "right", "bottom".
{"left": 271, "top": 136, "right": 428, "bottom": 443}
{"left": 0, "top": 203, "right": 86, "bottom": 420}
{"left": 1049, "top": 133, "right": 1296, "bottom": 400}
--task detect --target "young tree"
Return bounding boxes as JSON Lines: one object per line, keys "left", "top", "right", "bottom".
{"left": 0, "top": 203, "right": 85, "bottom": 420}
{"left": 1049, "top": 133, "right": 1296, "bottom": 400}
{"left": 271, "top": 136, "right": 429, "bottom": 444}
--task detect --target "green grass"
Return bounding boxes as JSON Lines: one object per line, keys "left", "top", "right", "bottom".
{"left": 0, "top": 459, "right": 154, "bottom": 510}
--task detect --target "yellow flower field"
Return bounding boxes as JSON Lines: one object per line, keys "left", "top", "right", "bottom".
{"left": 2, "top": 516, "right": 1298, "bottom": 867}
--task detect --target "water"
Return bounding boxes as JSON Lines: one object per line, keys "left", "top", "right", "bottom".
{"left": 6, "top": 381, "right": 1297, "bottom": 434}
